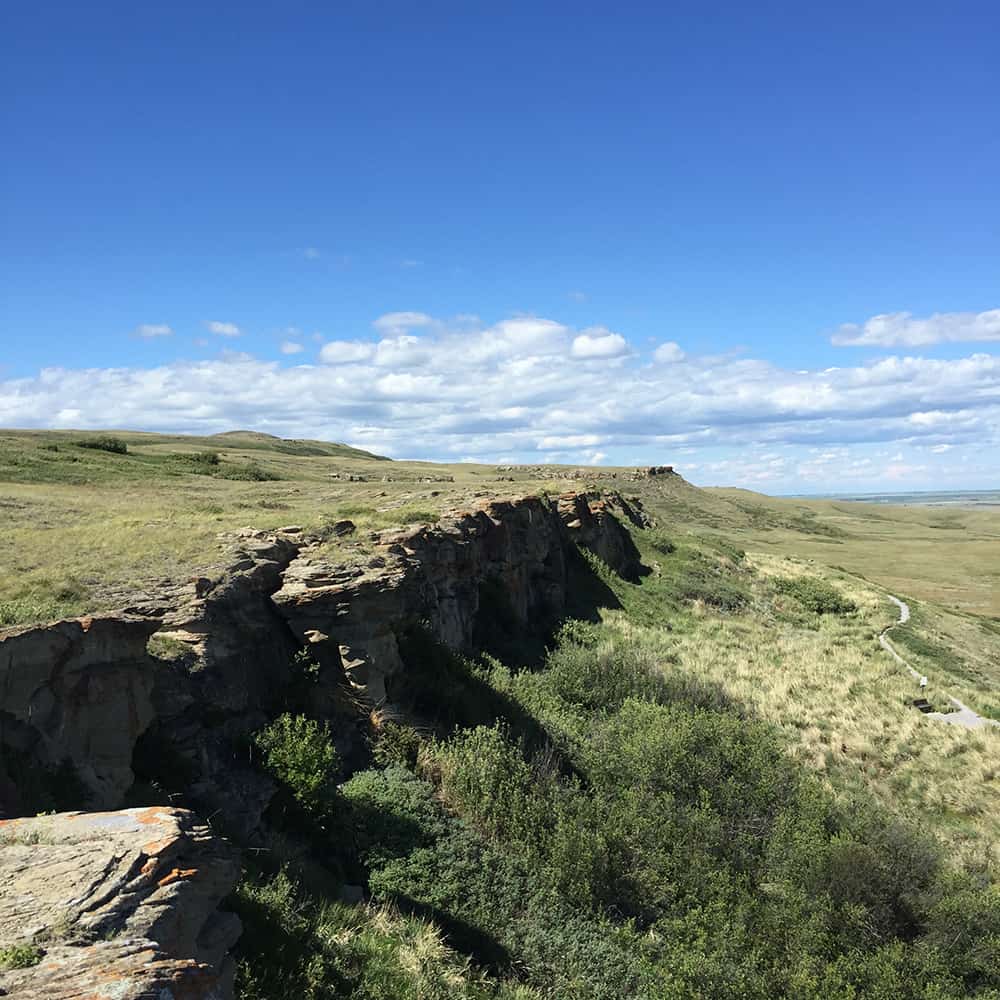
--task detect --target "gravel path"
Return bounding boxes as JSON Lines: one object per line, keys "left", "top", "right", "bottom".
{"left": 880, "top": 595, "right": 999, "bottom": 730}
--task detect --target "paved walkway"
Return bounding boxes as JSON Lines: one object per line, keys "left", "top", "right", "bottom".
{"left": 880, "top": 595, "right": 999, "bottom": 731}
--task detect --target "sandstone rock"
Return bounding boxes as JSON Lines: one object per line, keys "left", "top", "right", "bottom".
{"left": 273, "top": 495, "right": 633, "bottom": 707}
{"left": 557, "top": 492, "right": 645, "bottom": 581}
{"left": 132, "top": 534, "right": 303, "bottom": 841}
{"left": 0, "top": 807, "right": 240, "bottom": 1000}
{"left": 0, "top": 615, "right": 161, "bottom": 812}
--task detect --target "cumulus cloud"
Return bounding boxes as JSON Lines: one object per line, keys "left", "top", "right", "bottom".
{"left": 133, "top": 323, "right": 172, "bottom": 339}
{"left": 570, "top": 328, "right": 628, "bottom": 359}
{"left": 206, "top": 320, "right": 242, "bottom": 338}
{"left": 3, "top": 310, "right": 1000, "bottom": 490}
{"left": 280, "top": 341, "right": 304, "bottom": 355}
{"left": 319, "top": 340, "right": 375, "bottom": 364}
{"left": 832, "top": 309, "right": 1000, "bottom": 347}
{"left": 372, "top": 311, "right": 434, "bottom": 336}
{"left": 653, "top": 341, "right": 685, "bottom": 363}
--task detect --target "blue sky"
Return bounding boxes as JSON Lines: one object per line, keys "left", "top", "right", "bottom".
{"left": 2, "top": 1, "right": 998, "bottom": 492}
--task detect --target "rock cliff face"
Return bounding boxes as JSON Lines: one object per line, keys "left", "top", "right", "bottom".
{"left": 0, "top": 807, "right": 240, "bottom": 1000}
{"left": 0, "top": 491, "right": 646, "bottom": 999}
{"left": 274, "top": 496, "right": 571, "bottom": 705}
{"left": 0, "top": 615, "right": 161, "bottom": 813}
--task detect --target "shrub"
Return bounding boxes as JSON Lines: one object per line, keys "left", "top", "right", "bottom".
{"left": 646, "top": 530, "right": 676, "bottom": 555}
{"left": 775, "top": 576, "right": 856, "bottom": 615}
{"left": 0, "top": 944, "right": 43, "bottom": 970}
{"left": 188, "top": 450, "right": 221, "bottom": 468}
{"left": 255, "top": 714, "right": 339, "bottom": 818}
{"left": 372, "top": 722, "right": 423, "bottom": 769}
{"left": 233, "top": 867, "right": 532, "bottom": 1000}
{"left": 74, "top": 435, "right": 128, "bottom": 454}
{"left": 216, "top": 461, "right": 280, "bottom": 481}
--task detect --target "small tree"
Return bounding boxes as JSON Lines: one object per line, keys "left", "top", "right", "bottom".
{"left": 255, "top": 713, "right": 339, "bottom": 818}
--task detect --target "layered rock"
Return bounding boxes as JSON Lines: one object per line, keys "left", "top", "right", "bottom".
{"left": 273, "top": 493, "right": 646, "bottom": 707}
{"left": 557, "top": 492, "right": 648, "bottom": 580}
{"left": 0, "top": 615, "right": 161, "bottom": 813}
{"left": 129, "top": 529, "right": 304, "bottom": 842}
{"left": 275, "top": 497, "right": 568, "bottom": 704}
{"left": 0, "top": 807, "right": 240, "bottom": 1000}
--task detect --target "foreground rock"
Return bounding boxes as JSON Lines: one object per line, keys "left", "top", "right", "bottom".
{"left": 0, "top": 807, "right": 240, "bottom": 999}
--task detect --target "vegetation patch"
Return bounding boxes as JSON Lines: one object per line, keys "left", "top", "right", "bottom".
{"left": 774, "top": 575, "right": 857, "bottom": 614}
{"left": 0, "top": 944, "right": 43, "bottom": 971}
{"left": 255, "top": 713, "right": 339, "bottom": 820}
{"left": 214, "top": 461, "right": 281, "bottom": 482}
{"left": 74, "top": 435, "right": 128, "bottom": 454}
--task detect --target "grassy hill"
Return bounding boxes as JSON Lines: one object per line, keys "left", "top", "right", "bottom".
{"left": 3, "top": 427, "right": 999, "bottom": 997}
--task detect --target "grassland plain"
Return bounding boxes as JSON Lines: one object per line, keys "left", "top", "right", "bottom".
{"left": 3, "top": 429, "right": 1000, "bottom": 997}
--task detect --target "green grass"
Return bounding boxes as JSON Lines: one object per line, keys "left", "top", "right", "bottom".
{"left": 773, "top": 575, "right": 857, "bottom": 615}
{"left": 5, "top": 426, "right": 1000, "bottom": 996}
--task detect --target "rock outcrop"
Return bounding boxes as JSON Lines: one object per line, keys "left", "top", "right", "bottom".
{"left": 0, "top": 807, "right": 240, "bottom": 1000}
{"left": 274, "top": 493, "right": 647, "bottom": 707}
{"left": 0, "top": 489, "right": 648, "bottom": 995}
{"left": 274, "top": 496, "right": 570, "bottom": 706}
{"left": 0, "top": 615, "right": 161, "bottom": 813}
{"left": 129, "top": 529, "right": 304, "bottom": 842}
{"left": 557, "top": 492, "right": 648, "bottom": 580}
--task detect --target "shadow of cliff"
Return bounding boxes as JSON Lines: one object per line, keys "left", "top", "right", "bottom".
{"left": 394, "top": 628, "right": 554, "bottom": 758}
{"left": 562, "top": 543, "right": 626, "bottom": 621}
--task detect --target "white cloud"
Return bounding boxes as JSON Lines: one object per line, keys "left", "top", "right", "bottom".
{"left": 206, "top": 320, "right": 242, "bottom": 338}
{"left": 4, "top": 309, "right": 1000, "bottom": 490}
{"left": 568, "top": 290, "right": 587, "bottom": 302}
{"left": 280, "top": 341, "right": 304, "bottom": 355}
{"left": 653, "top": 341, "right": 685, "bottom": 363}
{"left": 832, "top": 309, "right": 1000, "bottom": 347}
{"left": 319, "top": 340, "right": 375, "bottom": 364}
{"left": 303, "top": 247, "right": 321, "bottom": 259}
{"left": 372, "top": 311, "right": 434, "bottom": 336}
{"left": 134, "top": 323, "right": 172, "bottom": 339}
{"left": 570, "top": 328, "right": 628, "bottom": 359}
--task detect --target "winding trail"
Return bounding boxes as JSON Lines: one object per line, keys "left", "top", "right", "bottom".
{"left": 880, "top": 595, "right": 1000, "bottom": 731}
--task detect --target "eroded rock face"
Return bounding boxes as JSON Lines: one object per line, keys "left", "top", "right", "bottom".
{"left": 274, "top": 497, "right": 569, "bottom": 705}
{"left": 129, "top": 529, "right": 304, "bottom": 842}
{"left": 0, "top": 615, "right": 161, "bottom": 812}
{"left": 273, "top": 494, "right": 643, "bottom": 707}
{"left": 557, "top": 492, "right": 647, "bottom": 581}
{"left": 0, "top": 807, "right": 240, "bottom": 1000}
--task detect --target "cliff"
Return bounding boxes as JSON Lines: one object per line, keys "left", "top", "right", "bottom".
{"left": 0, "top": 490, "right": 645, "bottom": 997}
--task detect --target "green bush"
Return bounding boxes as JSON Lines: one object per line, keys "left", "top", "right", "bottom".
{"left": 74, "top": 435, "right": 128, "bottom": 454}
{"left": 646, "top": 529, "right": 676, "bottom": 555}
{"left": 216, "top": 461, "right": 280, "bottom": 481}
{"left": 255, "top": 714, "right": 339, "bottom": 818}
{"left": 775, "top": 576, "right": 856, "bottom": 615}
{"left": 372, "top": 722, "right": 423, "bottom": 769}
{"left": 188, "top": 450, "right": 221, "bottom": 469}
{"left": 0, "top": 944, "right": 43, "bottom": 971}
{"left": 233, "top": 867, "right": 535, "bottom": 1000}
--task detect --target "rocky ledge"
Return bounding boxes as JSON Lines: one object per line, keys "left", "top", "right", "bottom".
{"left": 0, "top": 807, "right": 240, "bottom": 999}
{"left": 0, "top": 490, "right": 648, "bottom": 995}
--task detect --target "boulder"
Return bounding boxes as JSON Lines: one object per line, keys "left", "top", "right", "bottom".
{"left": 0, "top": 807, "right": 240, "bottom": 1000}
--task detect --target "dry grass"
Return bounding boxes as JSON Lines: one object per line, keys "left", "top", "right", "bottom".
{"left": 603, "top": 554, "right": 1000, "bottom": 861}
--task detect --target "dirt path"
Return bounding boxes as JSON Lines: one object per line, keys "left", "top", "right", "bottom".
{"left": 881, "top": 595, "right": 999, "bottom": 730}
